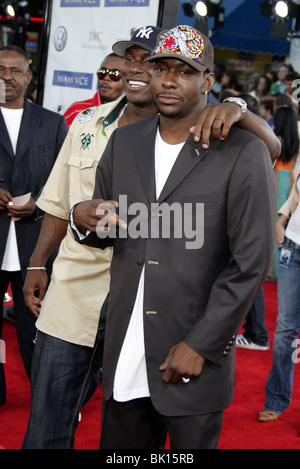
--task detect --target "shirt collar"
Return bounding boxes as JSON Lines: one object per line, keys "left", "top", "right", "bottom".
{"left": 101, "top": 95, "right": 127, "bottom": 136}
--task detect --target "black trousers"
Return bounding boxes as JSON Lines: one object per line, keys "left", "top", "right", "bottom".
{"left": 99, "top": 397, "right": 224, "bottom": 450}
{"left": 0, "top": 270, "right": 37, "bottom": 403}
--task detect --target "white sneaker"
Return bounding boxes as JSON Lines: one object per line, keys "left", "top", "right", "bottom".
{"left": 236, "top": 334, "right": 269, "bottom": 351}
{"left": 4, "top": 292, "right": 12, "bottom": 302}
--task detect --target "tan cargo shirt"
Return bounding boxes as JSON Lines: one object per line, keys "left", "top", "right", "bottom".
{"left": 36, "top": 95, "right": 127, "bottom": 347}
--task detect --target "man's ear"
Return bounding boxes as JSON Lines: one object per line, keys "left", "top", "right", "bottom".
{"left": 26, "top": 71, "right": 32, "bottom": 86}
{"left": 203, "top": 72, "right": 214, "bottom": 94}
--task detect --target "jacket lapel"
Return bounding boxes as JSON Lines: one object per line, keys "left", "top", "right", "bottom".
{"left": 15, "top": 99, "right": 40, "bottom": 165}
{"left": 157, "top": 135, "right": 216, "bottom": 204}
{"left": 135, "top": 115, "right": 159, "bottom": 204}
{"left": 0, "top": 108, "right": 14, "bottom": 159}
{"left": 136, "top": 116, "right": 220, "bottom": 204}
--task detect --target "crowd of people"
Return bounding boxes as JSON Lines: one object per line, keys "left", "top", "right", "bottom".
{"left": 209, "top": 59, "right": 300, "bottom": 424}
{"left": 0, "top": 22, "right": 300, "bottom": 449}
{"left": 209, "top": 61, "right": 300, "bottom": 280}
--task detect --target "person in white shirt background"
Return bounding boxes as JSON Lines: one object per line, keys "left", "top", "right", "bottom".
{"left": 0, "top": 45, "right": 68, "bottom": 406}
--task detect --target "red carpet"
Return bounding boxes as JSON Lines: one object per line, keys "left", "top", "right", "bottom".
{"left": 0, "top": 281, "right": 299, "bottom": 449}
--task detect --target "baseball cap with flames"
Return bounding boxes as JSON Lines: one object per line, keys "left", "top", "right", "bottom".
{"left": 145, "top": 25, "right": 214, "bottom": 73}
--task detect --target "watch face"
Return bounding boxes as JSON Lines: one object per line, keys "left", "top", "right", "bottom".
{"left": 232, "top": 98, "right": 243, "bottom": 105}
{"left": 224, "top": 97, "right": 247, "bottom": 120}
{"left": 232, "top": 98, "right": 246, "bottom": 109}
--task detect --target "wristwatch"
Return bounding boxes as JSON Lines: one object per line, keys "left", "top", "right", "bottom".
{"left": 223, "top": 97, "right": 247, "bottom": 121}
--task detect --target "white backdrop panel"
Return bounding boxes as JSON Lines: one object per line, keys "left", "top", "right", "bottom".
{"left": 43, "top": 0, "right": 160, "bottom": 114}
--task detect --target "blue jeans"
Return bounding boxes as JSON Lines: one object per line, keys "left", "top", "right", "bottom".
{"left": 22, "top": 295, "right": 107, "bottom": 449}
{"left": 264, "top": 238, "right": 300, "bottom": 414}
{"left": 243, "top": 286, "right": 269, "bottom": 346}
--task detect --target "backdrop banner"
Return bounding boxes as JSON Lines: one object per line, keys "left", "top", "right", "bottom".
{"left": 42, "top": 0, "right": 160, "bottom": 114}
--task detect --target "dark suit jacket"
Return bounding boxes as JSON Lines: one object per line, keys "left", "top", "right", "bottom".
{"left": 78, "top": 115, "right": 276, "bottom": 416}
{"left": 0, "top": 98, "right": 68, "bottom": 272}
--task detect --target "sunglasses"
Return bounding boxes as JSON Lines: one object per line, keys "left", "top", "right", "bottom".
{"left": 96, "top": 68, "right": 122, "bottom": 82}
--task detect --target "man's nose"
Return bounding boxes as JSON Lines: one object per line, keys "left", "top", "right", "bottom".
{"left": 129, "top": 59, "right": 145, "bottom": 74}
{"left": 162, "top": 71, "right": 177, "bottom": 88}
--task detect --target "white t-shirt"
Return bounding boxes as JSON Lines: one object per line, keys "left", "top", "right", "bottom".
{"left": 1, "top": 107, "right": 23, "bottom": 271}
{"left": 113, "top": 128, "right": 185, "bottom": 402}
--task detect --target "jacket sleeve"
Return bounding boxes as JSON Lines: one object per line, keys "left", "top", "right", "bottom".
{"left": 184, "top": 137, "right": 276, "bottom": 366}
{"left": 55, "top": 115, "right": 69, "bottom": 155}
{"left": 34, "top": 114, "right": 68, "bottom": 219}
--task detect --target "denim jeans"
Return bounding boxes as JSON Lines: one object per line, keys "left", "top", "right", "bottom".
{"left": 243, "top": 286, "right": 269, "bottom": 346}
{"left": 264, "top": 237, "right": 300, "bottom": 414}
{"left": 22, "top": 295, "right": 107, "bottom": 449}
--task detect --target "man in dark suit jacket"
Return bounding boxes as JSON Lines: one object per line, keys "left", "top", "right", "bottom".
{"left": 72, "top": 25, "right": 276, "bottom": 449}
{"left": 0, "top": 45, "right": 68, "bottom": 405}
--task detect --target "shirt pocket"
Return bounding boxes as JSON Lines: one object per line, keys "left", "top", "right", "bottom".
{"left": 68, "top": 154, "right": 99, "bottom": 204}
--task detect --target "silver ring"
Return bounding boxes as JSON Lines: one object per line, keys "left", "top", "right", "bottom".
{"left": 181, "top": 377, "right": 190, "bottom": 384}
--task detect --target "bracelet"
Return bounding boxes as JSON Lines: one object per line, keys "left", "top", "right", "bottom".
{"left": 27, "top": 267, "right": 46, "bottom": 271}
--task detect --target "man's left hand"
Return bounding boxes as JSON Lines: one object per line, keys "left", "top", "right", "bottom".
{"left": 190, "top": 102, "right": 242, "bottom": 149}
{"left": 159, "top": 341, "right": 205, "bottom": 384}
{"left": 7, "top": 196, "right": 36, "bottom": 218}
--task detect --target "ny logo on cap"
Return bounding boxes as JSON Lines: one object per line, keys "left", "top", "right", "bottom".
{"left": 136, "top": 26, "right": 154, "bottom": 39}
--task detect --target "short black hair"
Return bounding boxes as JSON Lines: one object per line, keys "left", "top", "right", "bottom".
{"left": 101, "top": 53, "right": 122, "bottom": 67}
{"left": 274, "top": 105, "right": 299, "bottom": 163}
{"left": 237, "top": 93, "right": 260, "bottom": 115}
{"left": 0, "top": 45, "right": 30, "bottom": 71}
{"left": 275, "top": 93, "right": 292, "bottom": 107}
{"left": 260, "top": 97, "right": 275, "bottom": 114}
{"left": 285, "top": 72, "right": 299, "bottom": 82}
{"left": 105, "top": 53, "right": 120, "bottom": 59}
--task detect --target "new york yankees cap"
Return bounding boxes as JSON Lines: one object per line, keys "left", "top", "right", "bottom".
{"left": 112, "top": 26, "right": 164, "bottom": 56}
{"left": 145, "top": 25, "right": 214, "bottom": 73}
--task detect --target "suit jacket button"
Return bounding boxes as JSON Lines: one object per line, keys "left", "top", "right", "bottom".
{"left": 137, "top": 258, "right": 144, "bottom": 265}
